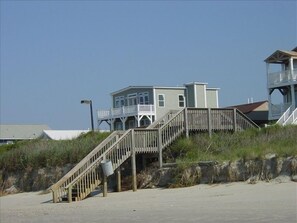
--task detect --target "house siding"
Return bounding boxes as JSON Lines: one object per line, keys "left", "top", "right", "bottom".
{"left": 195, "top": 84, "right": 207, "bottom": 108}
{"left": 154, "top": 88, "right": 185, "bottom": 119}
{"left": 206, "top": 89, "right": 219, "bottom": 108}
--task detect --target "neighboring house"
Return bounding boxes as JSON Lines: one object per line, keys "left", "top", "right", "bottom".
{"left": 227, "top": 101, "right": 269, "bottom": 126}
{"left": 97, "top": 82, "right": 219, "bottom": 130}
{"left": 42, "top": 130, "right": 90, "bottom": 140}
{"left": 0, "top": 124, "right": 50, "bottom": 145}
{"left": 265, "top": 47, "right": 297, "bottom": 123}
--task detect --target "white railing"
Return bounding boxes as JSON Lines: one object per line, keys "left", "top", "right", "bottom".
{"left": 98, "top": 104, "right": 155, "bottom": 119}
{"left": 270, "top": 103, "right": 291, "bottom": 120}
{"left": 283, "top": 108, "right": 297, "bottom": 125}
{"left": 276, "top": 106, "right": 292, "bottom": 126}
{"left": 268, "top": 69, "right": 297, "bottom": 87}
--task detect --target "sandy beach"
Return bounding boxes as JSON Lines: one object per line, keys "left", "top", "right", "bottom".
{"left": 1, "top": 181, "right": 296, "bottom": 223}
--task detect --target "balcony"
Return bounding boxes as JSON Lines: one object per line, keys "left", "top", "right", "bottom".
{"left": 97, "top": 104, "right": 155, "bottom": 120}
{"left": 268, "top": 69, "right": 297, "bottom": 88}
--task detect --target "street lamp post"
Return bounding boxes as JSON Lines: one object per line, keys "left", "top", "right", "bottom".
{"left": 81, "top": 99, "right": 94, "bottom": 131}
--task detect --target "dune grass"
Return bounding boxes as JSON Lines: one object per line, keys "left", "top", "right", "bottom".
{"left": 165, "top": 125, "right": 297, "bottom": 164}
{"left": 1, "top": 125, "right": 296, "bottom": 173}
{"left": 0, "top": 132, "right": 110, "bottom": 172}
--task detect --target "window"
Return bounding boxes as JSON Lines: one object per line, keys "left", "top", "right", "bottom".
{"left": 158, "top": 94, "right": 165, "bottom": 107}
{"left": 139, "top": 92, "right": 149, "bottom": 105}
{"left": 179, "top": 95, "right": 185, "bottom": 107}
{"left": 115, "top": 96, "right": 125, "bottom": 108}
{"left": 127, "top": 93, "right": 137, "bottom": 106}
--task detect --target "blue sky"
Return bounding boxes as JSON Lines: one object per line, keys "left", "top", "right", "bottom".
{"left": 1, "top": 1, "right": 296, "bottom": 130}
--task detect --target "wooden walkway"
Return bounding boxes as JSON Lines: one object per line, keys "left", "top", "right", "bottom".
{"left": 50, "top": 108, "right": 258, "bottom": 203}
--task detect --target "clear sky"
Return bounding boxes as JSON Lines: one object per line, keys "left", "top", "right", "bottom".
{"left": 1, "top": 1, "right": 296, "bottom": 130}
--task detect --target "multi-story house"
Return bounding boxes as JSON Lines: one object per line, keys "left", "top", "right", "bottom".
{"left": 97, "top": 82, "right": 219, "bottom": 130}
{"left": 265, "top": 47, "right": 297, "bottom": 124}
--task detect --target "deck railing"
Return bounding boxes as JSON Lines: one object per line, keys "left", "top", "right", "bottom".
{"left": 50, "top": 131, "right": 123, "bottom": 202}
{"left": 283, "top": 108, "right": 297, "bottom": 125}
{"left": 268, "top": 69, "right": 297, "bottom": 87}
{"left": 51, "top": 108, "right": 258, "bottom": 203}
{"left": 98, "top": 104, "right": 155, "bottom": 120}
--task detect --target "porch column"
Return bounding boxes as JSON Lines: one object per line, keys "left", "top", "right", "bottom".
{"left": 289, "top": 58, "right": 296, "bottom": 109}
{"left": 267, "top": 62, "right": 272, "bottom": 120}
{"left": 120, "top": 117, "right": 127, "bottom": 130}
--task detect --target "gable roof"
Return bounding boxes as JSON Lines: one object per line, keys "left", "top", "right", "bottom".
{"left": 0, "top": 124, "right": 50, "bottom": 140}
{"left": 42, "top": 130, "right": 89, "bottom": 140}
{"left": 226, "top": 101, "right": 268, "bottom": 114}
{"left": 265, "top": 48, "right": 297, "bottom": 63}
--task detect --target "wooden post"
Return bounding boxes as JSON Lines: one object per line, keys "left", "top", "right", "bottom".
{"left": 233, "top": 109, "right": 237, "bottom": 132}
{"left": 184, "top": 107, "right": 189, "bottom": 138}
{"left": 103, "top": 175, "right": 107, "bottom": 197}
{"left": 158, "top": 128, "right": 163, "bottom": 168}
{"left": 207, "top": 108, "right": 212, "bottom": 137}
{"left": 131, "top": 130, "right": 137, "bottom": 192}
{"left": 116, "top": 169, "right": 122, "bottom": 192}
{"left": 53, "top": 191, "right": 58, "bottom": 203}
{"left": 68, "top": 185, "right": 72, "bottom": 203}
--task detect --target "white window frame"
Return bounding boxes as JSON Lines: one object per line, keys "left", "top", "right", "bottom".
{"left": 138, "top": 92, "right": 149, "bottom": 105}
{"left": 178, "top": 94, "right": 185, "bottom": 107}
{"left": 115, "top": 96, "right": 125, "bottom": 108}
{"left": 158, "top": 94, "right": 165, "bottom": 107}
{"left": 127, "top": 93, "right": 137, "bottom": 106}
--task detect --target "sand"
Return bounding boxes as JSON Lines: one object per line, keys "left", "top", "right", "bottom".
{"left": 0, "top": 181, "right": 296, "bottom": 223}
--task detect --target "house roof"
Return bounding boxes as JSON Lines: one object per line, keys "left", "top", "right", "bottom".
{"left": 111, "top": 85, "right": 186, "bottom": 96}
{"left": 42, "top": 130, "right": 89, "bottom": 140}
{"left": 265, "top": 47, "right": 297, "bottom": 63}
{"left": 0, "top": 124, "right": 50, "bottom": 140}
{"left": 226, "top": 101, "right": 268, "bottom": 114}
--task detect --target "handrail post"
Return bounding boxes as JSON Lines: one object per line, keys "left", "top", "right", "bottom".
{"left": 68, "top": 185, "right": 72, "bottom": 203}
{"left": 207, "top": 108, "right": 212, "bottom": 137}
{"left": 233, "top": 109, "right": 237, "bottom": 132}
{"left": 103, "top": 175, "right": 107, "bottom": 197}
{"left": 158, "top": 128, "right": 163, "bottom": 168}
{"left": 184, "top": 108, "right": 189, "bottom": 138}
{"left": 131, "top": 130, "right": 137, "bottom": 192}
{"left": 52, "top": 190, "right": 58, "bottom": 203}
{"left": 116, "top": 168, "right": 121, "bottom": 192}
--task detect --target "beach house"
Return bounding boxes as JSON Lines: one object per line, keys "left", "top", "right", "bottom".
{"left": 265, "top": 47, "right": 297, "bottom": 124}
{"left": 97, "top": 82, "right": 219, "bottom": 130}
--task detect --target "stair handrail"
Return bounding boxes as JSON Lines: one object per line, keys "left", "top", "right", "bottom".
{"left": 283, "top": 107, "right": 297, "bottom": 125}
{"left": 50, "top": 131, "right": 123, "bottom": 192}
{"left": 147, "top": 110, "right": 180, "bottom": 129}
{"left": 234, "top": 109, "right": 260, "bottom": 129}
{"left": 276, "top": 105, "right": 292, "bottom": 126}
{"left": 64, "top": 129, "right": 133, "bottom": 190}
{"left": 159, "top": 108, "right": 186, "bottom": 148}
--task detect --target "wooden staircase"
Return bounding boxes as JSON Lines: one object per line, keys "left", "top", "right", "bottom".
{"left": 50, "top": 108, "right": 258, "bottom": 203}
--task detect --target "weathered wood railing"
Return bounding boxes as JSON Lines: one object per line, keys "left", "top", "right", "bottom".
{"left": 51, "top": 108, "right": 258, "bottom": 202}
{"left": 50, "top": 131, "right": 124, "bottom": 202}
{"left": 147, "top": 110, "right": 179, "bottom": 129}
